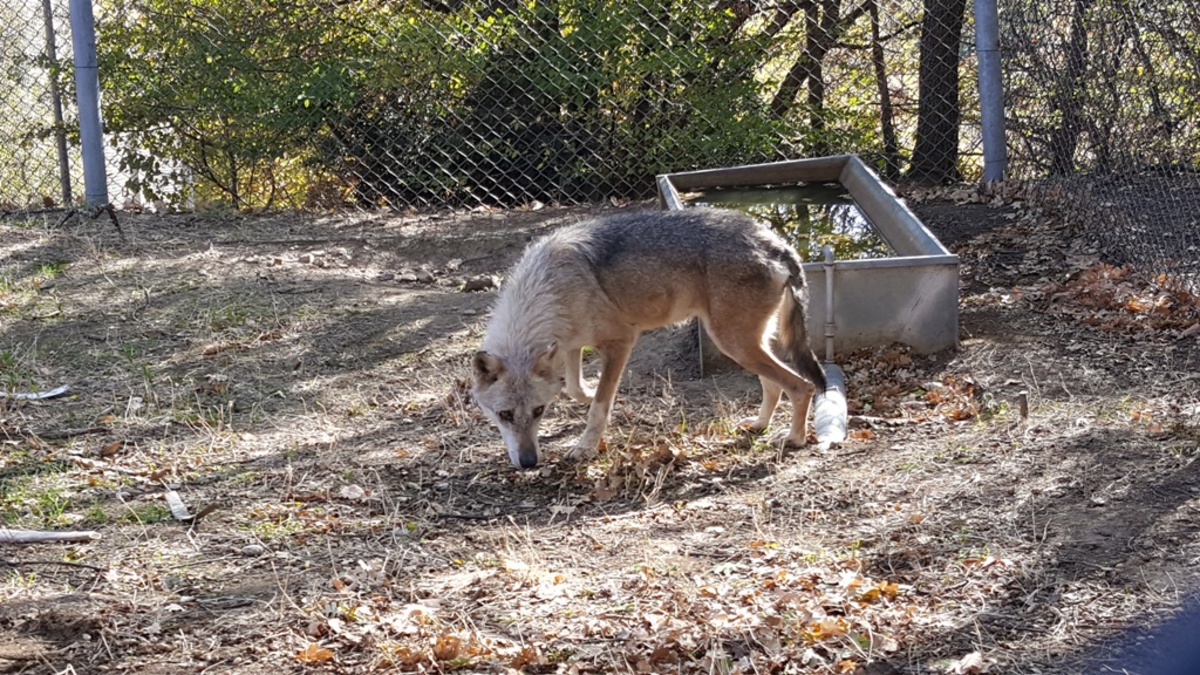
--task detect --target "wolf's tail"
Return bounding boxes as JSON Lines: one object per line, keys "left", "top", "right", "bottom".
{"left": 780, "top": 270, "right": 828, "bottom": 393}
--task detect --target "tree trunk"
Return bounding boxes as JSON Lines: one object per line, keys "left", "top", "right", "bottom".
{"left": 768, "top": 0, "right": 872, "bottom": 158}
{"left": 906, "top": 0, "right": 967, "bottom": 184}
{"left": 868, "top": 0, "right": 901, "bottom": 180}
{"left": 804, "top": 3, "right": 830, "bottom": 155}
{"left": 770, "top": 3, "right": 826, "bottom": 120}
{"left": 1047, "top": 0, "right": 1092, "bottom": 175}
{"left": 769, "top": 0, "right": 868, "bottom": 122}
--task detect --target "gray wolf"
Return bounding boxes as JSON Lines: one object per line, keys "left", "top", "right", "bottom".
{"left": 471, "top": 208, "right": 827, "bottom": 469}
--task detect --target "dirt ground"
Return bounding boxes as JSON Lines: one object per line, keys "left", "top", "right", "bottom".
{"left": 1, "top": 195, "right": 1199, "bottom": 674}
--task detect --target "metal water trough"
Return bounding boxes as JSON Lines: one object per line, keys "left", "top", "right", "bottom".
{"left": 657, "top": 155, "right": 960, "bottom": 360}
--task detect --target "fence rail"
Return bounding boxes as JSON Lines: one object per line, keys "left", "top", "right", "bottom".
{"left": 1, "top": 0, "right": 1198, "bottom": 290}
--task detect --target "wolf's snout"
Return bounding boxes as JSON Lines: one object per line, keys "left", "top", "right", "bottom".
{"left": 516, "top": 439, "right": 539, "bottom": 468}
{"left": 510, "top": 434, "right": 539, "bottom": 468}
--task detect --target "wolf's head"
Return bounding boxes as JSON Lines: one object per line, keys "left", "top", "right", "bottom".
{"left": 471, "top": 342, "right": 563, "bottom": 468}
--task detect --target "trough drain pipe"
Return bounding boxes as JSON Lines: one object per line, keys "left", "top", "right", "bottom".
{"left": 812, "top": 246, "right": 848, "bottom": 449}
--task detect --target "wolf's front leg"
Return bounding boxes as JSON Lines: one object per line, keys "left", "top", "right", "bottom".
{"left": 564, "top": 347, "right": 595, "bottom": 404}
{"left": 566, "top": 339, "right": 635, "bottom": 462}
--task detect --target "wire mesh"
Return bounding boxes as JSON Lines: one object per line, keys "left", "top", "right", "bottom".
{"left": 81, "top": 0, "right": 973, "bottom": 210}
{"left": 0, "top": 0, "right": 1197, "bottom": 290}
{"left": 0, "top": 0, "right": 76, "bottom": 210}
{"left": 1002, "top": 0, "right": 1200, "bottom": 292}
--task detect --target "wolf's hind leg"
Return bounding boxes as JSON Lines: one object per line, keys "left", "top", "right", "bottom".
{"left": 564, "top": 347, "right": 595, "bottom": 404}
{"left": 734, "top": 353, "right": 814, "bottom": 447}
{"left": 566, "top": 337, "right": 635, "bottom": 462}
{"left": 706, "top": 318, "right": 815, "bottom": 447}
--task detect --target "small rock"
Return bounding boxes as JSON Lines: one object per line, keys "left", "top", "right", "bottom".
{"left": 338, "top": 484, "right": 368, "bottom": 501}
{"left": 415, "top": 269, "right": 436, "bottom": 284}
{"left": 299, "top": 253, "right": 316, "bottom": 264}
{"left": 857, "top": 661, "right": 902, "bottom": 675}
{"left": 462, "top": 309, "right": 477, "bottom": 316}
{"left": 241, "top": 544, "right": 266, "bottom": 556}
{"left": 462, "top": 275, "right": 499, "bottom": 292}
{"left": 378, "top": 272, "right": 395, "bottom": 282}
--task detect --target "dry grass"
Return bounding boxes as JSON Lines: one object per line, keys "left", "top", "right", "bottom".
{"left": 0, "top": 201, "right": 1198, "bottom": 674}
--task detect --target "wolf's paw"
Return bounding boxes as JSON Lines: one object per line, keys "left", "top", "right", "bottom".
{"left": 768, "top": 429, "right": 808, "bottom": 448}
{"left": 737, "top": 416, "right": 769, "bottom": 434}
{"left": 565, "top": 437, "right": 601, "bottom": 463}
{"left": 565, "top": 386, "right": 595, "bottom": 405}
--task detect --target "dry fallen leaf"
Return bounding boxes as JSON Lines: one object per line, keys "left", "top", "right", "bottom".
{"left": 509, "top": 645, "right": 541, "bottom": 669}
{"left": 387, "top": 645, "right": 424, "bottom": 667}
{"left": 590, "top": 487, "right": 618, "bottom": 502}
{"left": 432, "top": 634, "right": 464, "bottom": 661}
{"left": 949, "top": 651, "right": 987, "bottom": 674}
{"left": 650, "top": 642, "right": 679, "bottom": 664}
{"left": 805, "top": 617, "right": 848, "bottom": 641}
{"left": 295, "top": 643, "right": 334, "bottom": 663}
{"left": 201, "top": 342, "right": 235, "bottom": 356}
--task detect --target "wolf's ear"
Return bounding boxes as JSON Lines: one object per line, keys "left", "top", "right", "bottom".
{"left": 531, "top": 342, "right": 559, "bottom": 380}
{"left": 472, "top": 350, "right": 505, "bottom": 387}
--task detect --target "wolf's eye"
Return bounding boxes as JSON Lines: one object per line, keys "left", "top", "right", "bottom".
{"left": 498, "top": 410, "right": 514, "bottom": 423}
{"left": 532, "top": 406, "right": 545, "bottom": 417}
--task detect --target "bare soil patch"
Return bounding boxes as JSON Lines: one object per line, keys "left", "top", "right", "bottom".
{"left": 1, "top": 200, "right": 1198, "bottom": 674}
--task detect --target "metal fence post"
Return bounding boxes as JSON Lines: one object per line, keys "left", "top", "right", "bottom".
{"left": 974, "top": 0, "right": 1006, "bottom": 184}
{"left": 68, "top": 0, "right": 107, "bottom": 207}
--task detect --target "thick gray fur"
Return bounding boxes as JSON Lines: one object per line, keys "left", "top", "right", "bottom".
{"left": 472, "top": 207, "right": 826, "bottom": 469}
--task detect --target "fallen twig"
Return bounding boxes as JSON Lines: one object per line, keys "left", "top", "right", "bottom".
{"left": 435, "top": 512, "right": 507, "bottom": 520}
{"left": 53, "top": 203, "right": 125, "bottom": 241}
{"left": 1, "top": 559, "right": 106, "bottom": 572}
{"left": 435, "top": 506, "right": 538, "bottom": 520}
{"left": 0, "top": 528, "right": 101, "bottom": 544}
{"left": 0, "top": 384, "right": 70, "bottom": 401}
{"left": 71, "top": 456, "right": 153, "bottom": 479}
{"left": 32, "top": 426, "right": 107, "bottom": 440}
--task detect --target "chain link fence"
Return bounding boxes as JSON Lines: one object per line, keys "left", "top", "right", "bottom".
{"left": 80, "top": 0, "right": 975, "bottom": 211}
{"left": 0, "top": 0, "right": 76, "bottom": 210}
{"left": 0, "top": 0, "right": 1197, "bottom": 288}
{"left": 1003, "top": 0, "right": 1200, "bottom": 292}
{"left": 0, "top": 0, "right": 993, "bottom": 212}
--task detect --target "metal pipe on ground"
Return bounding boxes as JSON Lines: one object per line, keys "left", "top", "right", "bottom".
{"left": 812, "top": 245, "right": 848, "bottom": 450}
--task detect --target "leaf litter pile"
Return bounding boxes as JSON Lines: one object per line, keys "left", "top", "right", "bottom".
{"left": 1, "top": 198, "right": 1199, "bottom": 674}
